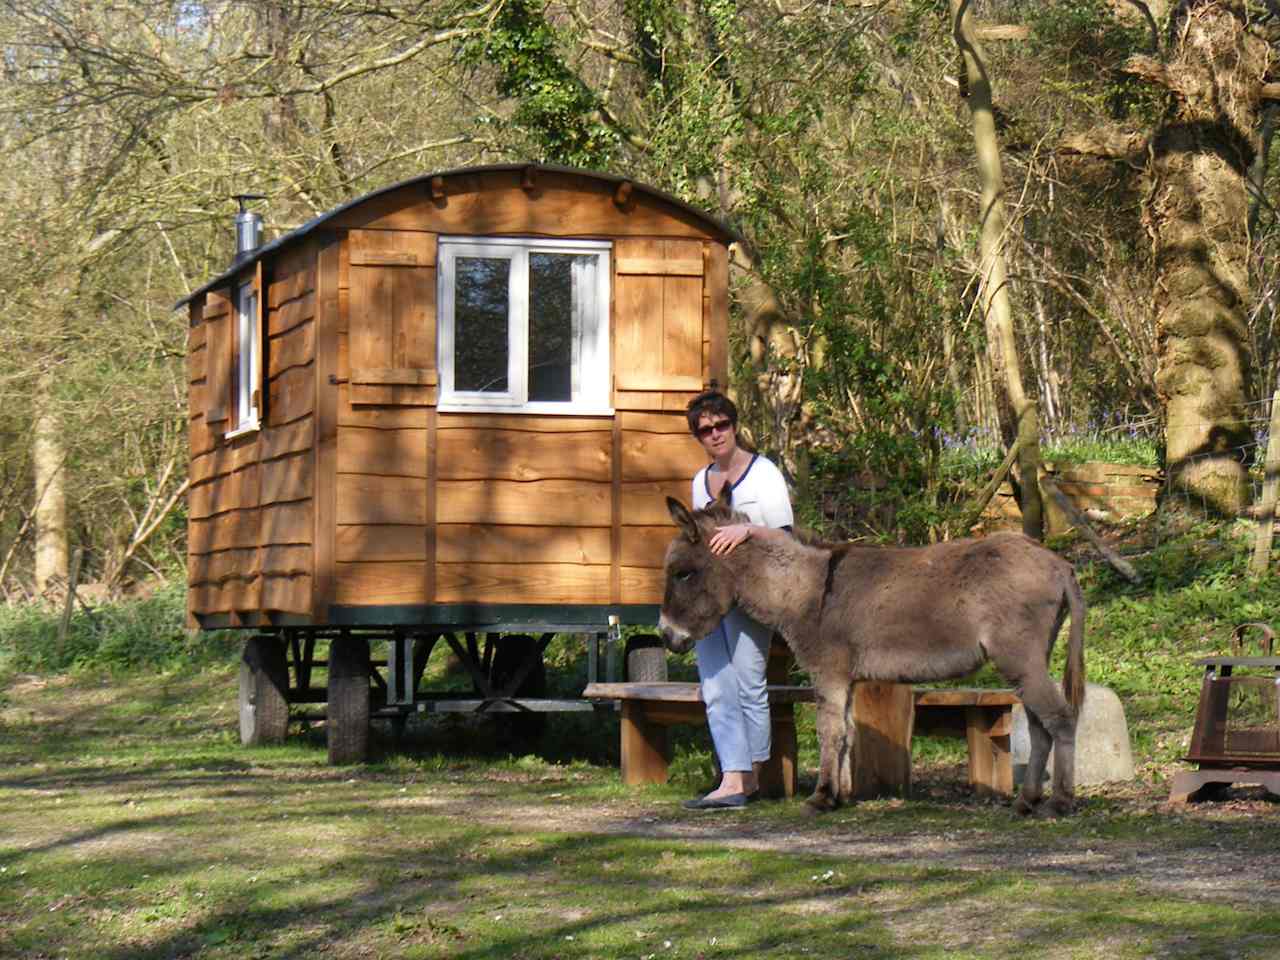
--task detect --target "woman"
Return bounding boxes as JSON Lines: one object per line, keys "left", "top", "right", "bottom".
{"left": 682, "top": 390, "right": 794, "bottom": 810}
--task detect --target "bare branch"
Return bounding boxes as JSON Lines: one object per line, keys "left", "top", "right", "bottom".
{"left": 972, "top": 25, "right": 1029, "bottom": 41}
{"left": 1119, "top": 0, "right": 1160, "bottom": 54}
{"left": 1059, "top": 124, "right": 1150, "bottom": 165}
{"left": 1122, "top": 53, "right": 1175, "bottom": 89}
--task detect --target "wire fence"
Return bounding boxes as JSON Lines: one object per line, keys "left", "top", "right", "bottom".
{"left": 1024, "top": 397, "right": 1280, "bottom": 573}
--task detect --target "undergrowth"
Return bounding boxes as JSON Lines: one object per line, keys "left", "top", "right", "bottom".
{"left": 0, "top": 580, "right": 239, "bottom": 678}
{"left": 813, "top": 428, "right": 1162, "bottom": 543}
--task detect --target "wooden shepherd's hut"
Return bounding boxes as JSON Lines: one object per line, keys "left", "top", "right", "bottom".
{"left": 180, "top": 164, "right": 736, "bottom": 760}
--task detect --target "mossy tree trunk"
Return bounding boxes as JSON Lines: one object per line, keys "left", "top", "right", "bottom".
{"left": 951, "top": 0, "right": 1043, "bottom": 539}
{"left": 1131, "top": 2, "right": 1270, "bottom": 514}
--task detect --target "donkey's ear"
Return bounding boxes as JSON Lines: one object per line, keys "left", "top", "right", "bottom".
{"left": 666, "top": 497, "right": 701, "bottom": 543}
{"left": 716, "top": 482, "right": 733, "bottom": 508}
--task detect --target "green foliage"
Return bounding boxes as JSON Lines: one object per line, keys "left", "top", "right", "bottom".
{"left": 1023, "top": 0, "right": 1164, "bottom": 127}
{"left": 1076, "top": 518, "right": 1279, "bottom": 766}
{"left": 1027, "top": 0, "right": 1150, "bottom": 63}
{"left": 811, "top": 429, "right": 1159, "bottom": 543}
{"left": 0, "top": 582, "right": 238, "bottom": 676}
{"left": 887, "top": 0, "right": 947, "bottom": 58}
{"left": 1043, "top": 429, "right": 1160, "bottom": 467}
{"left": 460, "top": 0, "right": 619, "bottom": 167}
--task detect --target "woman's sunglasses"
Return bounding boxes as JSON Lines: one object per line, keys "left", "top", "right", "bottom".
{"left": 695, "top": 419, "right": 734, "bottom": 439}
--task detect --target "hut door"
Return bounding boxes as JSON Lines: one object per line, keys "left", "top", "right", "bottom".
{"left": 348, "top": 229, "right": 438, "bottom": 406}
{"left": 613, "top": 238, "right": 709, "bottom": 411}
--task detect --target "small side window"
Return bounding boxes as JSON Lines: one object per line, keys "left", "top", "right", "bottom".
{"left": 231, "top": 280, "right": 261, "bottom": 434}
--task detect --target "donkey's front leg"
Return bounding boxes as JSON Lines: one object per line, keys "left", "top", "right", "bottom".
{"left": 807, "top": 683, "right": 851, "bottom": 814}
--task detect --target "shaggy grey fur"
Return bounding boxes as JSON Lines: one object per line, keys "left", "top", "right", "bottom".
{"left": 659, "top": 488, "right": 1087, "bottom": 816}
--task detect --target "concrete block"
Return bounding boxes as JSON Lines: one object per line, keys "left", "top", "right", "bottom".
{"left": 1012, "top": 682, "right": 1135, "bottom": 786}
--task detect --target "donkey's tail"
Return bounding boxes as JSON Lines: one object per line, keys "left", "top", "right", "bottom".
{"left": 1062, "top": 573, "right": 1087, "bottom": 713}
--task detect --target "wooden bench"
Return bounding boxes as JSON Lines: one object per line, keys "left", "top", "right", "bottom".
{"left": 582, "top": 682, "right": 815, "bottom": 798}
{"left": 583, "top": 681, "right": 1021, "bottom": 801}
{"left": 851, "top": 683, "right": 1020, "bottom": 799}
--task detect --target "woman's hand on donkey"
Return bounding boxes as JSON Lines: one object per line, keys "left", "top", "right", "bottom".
{"left": 708, "top": 524, "right": 752, "bottom": 555}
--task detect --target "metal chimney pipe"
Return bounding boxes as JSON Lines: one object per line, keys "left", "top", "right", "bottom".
{"left": 233, "top": 194, "right": 266, "bottom": 262}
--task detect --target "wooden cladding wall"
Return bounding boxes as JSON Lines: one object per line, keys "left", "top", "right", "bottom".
{"left": 328, "top": 407, "right": 701, "bottom": 607}
{"left": 434, "top": 414, "right": 613, "bottom": 605}
{"left": 324, "top": 229, "right": 718, "bottom": 610}
{"left": 617, "top": 412, "right": 706, "bottom": 603}
{"left": 187, "top": 249, "right": 318, "bottom": 622}
{"left": 334, "top": 228, "right": 432, "bottom": 605}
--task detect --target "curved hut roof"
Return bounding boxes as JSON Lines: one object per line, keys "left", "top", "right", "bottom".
{"left": 176, "top": 163, "right": 739, "bottom": 309}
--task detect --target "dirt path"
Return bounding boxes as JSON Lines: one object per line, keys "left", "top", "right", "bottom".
{"left": 366, "top": 772, "right": 1280, "bottom": 905}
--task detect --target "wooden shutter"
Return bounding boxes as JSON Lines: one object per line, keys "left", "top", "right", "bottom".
{"left": 348, "top": 229, "right": 438, "bottom": 406}
{"left": 614, "top": 239, "right": 707, "bottom": 411}
{"left": 203, "top": 287, "right": 233, "bottom": 429}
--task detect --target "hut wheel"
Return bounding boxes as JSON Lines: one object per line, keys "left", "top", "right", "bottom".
{"left": 327, "top": 636, "right": 371, "bottom": 765}
{"left": 239, "top": 634, "right": 289, "bottom": 746}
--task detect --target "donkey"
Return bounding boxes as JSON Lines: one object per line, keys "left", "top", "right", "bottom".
{"left": 658, "top": 489, "right": 1087, "bottom": 816}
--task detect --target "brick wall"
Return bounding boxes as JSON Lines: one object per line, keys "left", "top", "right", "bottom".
{"left": 987, "top": 462, "right": 1162, "bottom": 534}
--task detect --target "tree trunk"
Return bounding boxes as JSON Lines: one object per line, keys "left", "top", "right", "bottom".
{"left": 1141, "top": 2, "right": 1267, "bottom": 514}
{"left": 33, "top": 376, "right": 67, "bottom": 598}
{"left": 730, "top": 242, "right": 806, "bottom": 482}
{"left": 951, "top": 0, "right": 1043, "bottom": 539}
{"left": 257, "top": 1, "right": 311, "bottom": 227}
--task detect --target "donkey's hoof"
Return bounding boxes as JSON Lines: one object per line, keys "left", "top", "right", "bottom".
{"left": 1012, "top": 796, "right": 1038, "bottom": 817}
{"left": 1035, "top": 797, "right": 1074, "bottom": 819}
{"left": 804, "top": 794, "right": 837, "bottom": 816}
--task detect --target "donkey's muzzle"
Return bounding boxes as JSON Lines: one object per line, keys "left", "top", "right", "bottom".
{"left": 657, "top": 614, "right": 695, "bottom": 654}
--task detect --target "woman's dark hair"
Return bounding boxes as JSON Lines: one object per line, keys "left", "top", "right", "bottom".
{"left": 685, "top": 390, "right": 738, "bottom": 434}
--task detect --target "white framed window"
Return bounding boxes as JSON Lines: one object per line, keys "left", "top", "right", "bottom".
{"left": 229, "top": 280, "right": 260, "bottom": 436}
{"left": 438, "top": 236, "right": 611, "bottom": 414}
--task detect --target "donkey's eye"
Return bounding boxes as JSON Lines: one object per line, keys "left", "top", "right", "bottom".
{"left": 673, "top": 569, "right": 696, "bottom": 583}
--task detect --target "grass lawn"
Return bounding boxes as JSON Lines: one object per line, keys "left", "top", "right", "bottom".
{"left": 1, "top": 657, "right": 1278, "bottom": 960}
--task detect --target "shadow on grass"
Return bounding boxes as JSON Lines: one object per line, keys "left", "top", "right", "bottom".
{"left": 43, "top": 823, "right": 1275, "bottom": 960}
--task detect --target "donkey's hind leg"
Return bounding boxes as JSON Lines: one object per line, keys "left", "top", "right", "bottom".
{"left": 1015, "top": 708, "right": 1052, "bottom": 815}
{"left": 807, "top": 682, "right": 852, "bottom": 814}
{"left": 1016, "top": 673, "right": 1078, "bottom": 817}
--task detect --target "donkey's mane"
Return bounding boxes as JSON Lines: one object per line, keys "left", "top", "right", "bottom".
{"left": 693, "top": 500, "right": 748, "bottom": 528}
{"left": 791, "top": 527, "right": 841, "bottom": 550}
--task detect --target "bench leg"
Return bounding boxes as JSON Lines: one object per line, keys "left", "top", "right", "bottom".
{"left": 965, "top": 706, "right": 1013, "bottom": 797}
{"left": 760, "top": 703, "right": 798, "bottom": 799}
{"left": 852, "top": 682, "right": 915, "bottom": 800}
{"left": 620, "top": 701, "right": 670, "bottom": 786}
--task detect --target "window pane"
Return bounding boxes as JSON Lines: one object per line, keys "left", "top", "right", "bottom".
{"left": 247, "top": 290, "right": 259, "bottom": 415}
{"left": 455, "top": 256, "right": 510, "bottom": 393}
{"left": 529, "top": 253, "right": 591, "bottom": 402}
{"left": 237, "top": 284, "right": 258, "bottom": 425}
